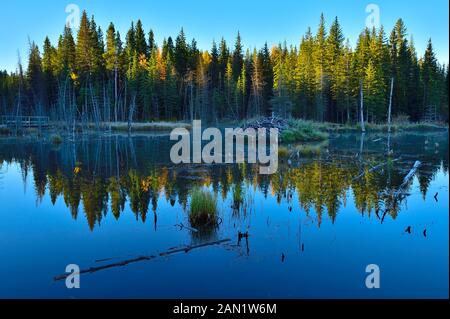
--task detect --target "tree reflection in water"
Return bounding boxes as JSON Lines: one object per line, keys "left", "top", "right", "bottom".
{"left": 0, "top": 132, "right": 447, "bottom": 232}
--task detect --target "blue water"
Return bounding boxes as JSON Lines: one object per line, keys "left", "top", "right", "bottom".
{"left": 0, "top": 131, "right": 448, "bottom": 298}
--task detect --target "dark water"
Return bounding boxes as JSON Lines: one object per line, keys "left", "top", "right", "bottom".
{"left": 0, "top": 131, "right": 448, "bottom": 298}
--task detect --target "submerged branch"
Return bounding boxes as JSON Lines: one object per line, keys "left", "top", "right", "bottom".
{"left": 353, "top": 158, "right": 400, "bottom": 181}
{"left": 54, "top": 238, "right": 231, "bottom": 281}
{"left": 394, "top": 160, "right": 421, "bottom": 196}
{"left": 379, "top": 160, "right": 422, "bottom": 223}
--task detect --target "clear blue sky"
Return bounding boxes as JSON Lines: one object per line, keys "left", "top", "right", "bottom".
{"left": 0, "top": 0, "right": 448, "bottom": 72}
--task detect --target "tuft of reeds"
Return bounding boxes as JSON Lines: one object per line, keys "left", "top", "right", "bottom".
{"left": 281, "top": 119, "right": 329, "bottom": 143}
{"left": 278, "top": 146, "right": 290, "bottom": 158}
{"left": 189, "top": 188, "right": 217, "bottom": 227}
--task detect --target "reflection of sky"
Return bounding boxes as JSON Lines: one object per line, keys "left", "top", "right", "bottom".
{"left": 0, "top": 158, "right": 448, "bottom": 298}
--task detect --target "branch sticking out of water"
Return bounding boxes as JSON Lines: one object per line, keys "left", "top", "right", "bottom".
{"left": 174, "top": 223, "right": 199, "bottom": 233}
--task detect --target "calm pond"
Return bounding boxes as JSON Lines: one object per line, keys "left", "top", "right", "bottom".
{"left": 0, "top": 131, "right": 448, "bottom": 298}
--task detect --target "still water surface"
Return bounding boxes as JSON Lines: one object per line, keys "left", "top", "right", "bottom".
{"left": 0, "top": 131, "right": 448, "bottom": 298}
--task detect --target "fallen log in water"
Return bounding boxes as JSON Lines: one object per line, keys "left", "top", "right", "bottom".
{"left": 54, "top": 238, "right": 231, "bottom": 281}
{"left": 398, "top": 161, "right": 421, "bottom": 189}
{"left": 378, "top": 161, "right": 421, "bottom": 223}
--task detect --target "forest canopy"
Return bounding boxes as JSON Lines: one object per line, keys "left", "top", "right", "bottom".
{"left": 0, "top": 11, "right": 448, "bottom": 125}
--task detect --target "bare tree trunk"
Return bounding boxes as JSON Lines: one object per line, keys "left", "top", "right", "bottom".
{"left": 124, "top": 81, "right": 127, "bottom": 122}
{"left": 114, "top": 64, "right": 118, "bottom": 123}
{"left": 388, "top": 77, "right": 394, "bottom": 133}
{"left": 190, "top": 80, "right": 194, "bottom": 121}
{"left": 359, "top": 80, "right": 365, "bottom": 133}
{"left": 15, "top": 53, "right": 24, "bottom": 134}
{"left": 128, "top": 94, "right": 136, "bottom": 134}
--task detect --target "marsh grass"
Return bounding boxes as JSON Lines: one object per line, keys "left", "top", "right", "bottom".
{"left": 281, "top": 119, "right": 447, "bottom": 141}
{"left": 295, "top": 140, "right": 329, "bottom": 156}
{"left": 278, "top": 146, "right": 290, "bottom": 158}
{"left": 325, "top": 121, "right": 447, "bottom": 133}
{"left": 92, "top": 122, "right": 192, "bottom": 132}
{"left": 189, "top": 188, "right": 218, "bottom": 227}
{"left": 281, "top": 119, "right": 329, "bottom": 143}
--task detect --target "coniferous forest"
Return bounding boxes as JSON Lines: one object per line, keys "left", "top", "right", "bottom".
{"left": 0, "top": 11, "right": 448, "bottom": 126}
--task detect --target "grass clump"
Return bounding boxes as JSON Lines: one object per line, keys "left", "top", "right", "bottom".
{"left": 50, "top": 133, "right": 63, "bottom": 145}
{"left": 325, "top": 118, "right": 448, "bottom": 133}
{"left": 281, "top": 119, "right": 329, "bottom": 143}
{"left": 278, "top": 146, "right": 290, "bottom": 158}
{"left": 295, "top": 140, "right": 329, "bottom": 157}
{"left": 189, "top": 188, "right": 218, "bottom": 227}
{"left": 104, "top": 121, "right": 192, "bottom": 132}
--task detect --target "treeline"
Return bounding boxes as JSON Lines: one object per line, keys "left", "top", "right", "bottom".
{"left": 0, "top": 12, "right": 448, "bottom": 125}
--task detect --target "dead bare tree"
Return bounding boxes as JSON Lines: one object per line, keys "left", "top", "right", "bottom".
{"left": 127, "top": 94, "right": 136, "bottom": 134}
{"left": 387, "top": 77, "right": 394, "bottom": 133}
{"left": 359, "top": 80, "right": 365, "bottom": 133}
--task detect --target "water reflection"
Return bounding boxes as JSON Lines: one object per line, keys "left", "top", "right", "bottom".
{"left": 0, "top": 132, "right": 448, "bottom": 232}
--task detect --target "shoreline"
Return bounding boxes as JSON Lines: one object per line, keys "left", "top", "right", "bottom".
{"left": 0, "top": 120, "right": 447, "bottom": 141}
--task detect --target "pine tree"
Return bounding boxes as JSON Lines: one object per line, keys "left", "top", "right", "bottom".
{"left": 218, "top": 38, "right": 229, "bottom": 91}
{"left": 224, "top": 56, "right": 235, "bottom": 118}
{"left": 27, "top": 41, "right": 45, "bottom": 115}
{"left": 104, "top": 23, "right": 118, "bottom": 73}
{"left": 232, "top": 32, "right": 243, "bottom": 81}
{"left": 125, "top": 22, "right": 136, "bottom": 66}
{"left": 148, "top": 29, "right": 156, "bottom": 53}
{"left": 249, "top": 48, "right": 264, "bottom": 117}
{"left": 56, "top": 26, "right": 76, "bottom": 75}
{"left": 162, "top": 37, "right": 174, "bottom": 62}
{"left": 174, "top": 28, "right": 189, "bottom": 77}
{"left": 135, "top": 20, "right": 148, "bottom": 58}
{"left": 261, "top": 42, "right": 273, "bottom": 116}
{"left": 421, "top": 39, "right": 438, "bottom": 120}
{"left": 390, "top": 19, "right": 410, "bottom": 117}
{"left": 295, "top": 29, "right": 316, "bottom": 119}
{"left": 209, "top": 40, "right": 219, "bottom": 88}
{"left": 90, "top": 18, "right": 105, "bottom": 75}
{"left": 313, "top": 13, "right": 328, "bottom": 121}
{"left": 326, "top": 17, "right": 345, "bottom": 121}
{"left": 406, "top": 36, "right": 421, "bottom": 120}
{"left": 42, "top": 37, "right": 57, "bottom": 111}
{"left": 364, "top": 59, "right": 386, "bottom": 122}
{"left": 75, "top": 11, "right": 92, "bottom": 78}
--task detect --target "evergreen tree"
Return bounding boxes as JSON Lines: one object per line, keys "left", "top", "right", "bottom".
{"left": 232, "top": 32, "right": 243, "bottom": 81}
{"left": 27, "top": 41, "right": 45, "bottom": 115}
{"left": 1, "top": 11, "right": 447, "bottom": 125}
{"left": 313, "top": 13, "right": 328, "bottom": 121}
{"left": 42, "top": 37, "right": 57, "bottom": 111}
{"left": 148, "top": 29, "right": 156, "bottom": 53}
{"left": 75, "top": 11, "right": 92, "bottom": 77}
{"left": 135, "top": 20, "right": 148, "bottom": 57}
{"left": 174, "top": 28, "right": 189, "bottom": 77}
{"left": 326, "top": 17, "right": 345, "bottom": 121}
